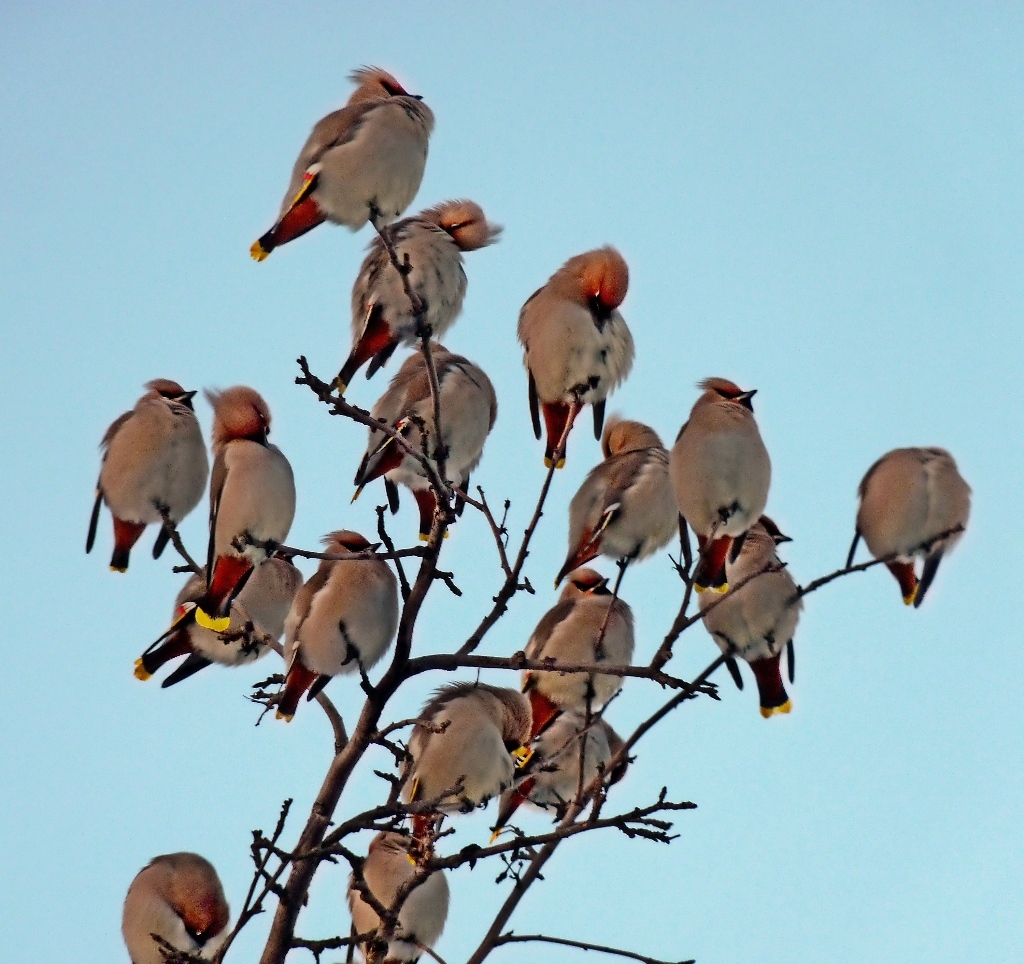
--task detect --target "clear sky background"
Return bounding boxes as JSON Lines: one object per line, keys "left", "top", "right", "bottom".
{"left": 2, "top": 3, "right": 1022, "bottom": 963}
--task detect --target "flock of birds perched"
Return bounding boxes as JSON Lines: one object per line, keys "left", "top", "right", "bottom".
{"left": 94, "top": 67, "right": 973, "bottom": 964}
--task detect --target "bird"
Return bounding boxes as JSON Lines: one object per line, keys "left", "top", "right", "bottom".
{"left": 491, "top": 713, "right": 626, "bottom": 839}
{"left": 402, "top": 683, "right": 532, "bottom": 842}
{"left": 338, "top": 199, "right": 502, "bottom": 391}
{"left": 134, "top": 557, "right": 302, "bottom": 687}
{"left": 122, "top": 852, "right": 230, "bottom": 964}
{"left": 670, "top": 378, "right": 772, "bottom": 593}
{"left": 353, "top": 344, "right": 497, "bottom": 540}
{"left": 86, "top": 379, "right": 208, "bottom": 572}
{"left": 277, "top": 531, "right": 399, "bottom": 721}
{"left": 522, "top": 568, "right": 634, "bottom": 738}
{"left": 517, "top": 246, "right": 634, "bottom": 468}
{"left": 194, "top": 386, "right": 296, "bottom": 632}
{"left": 348, "top": 832, "right": 450, "bottom": 964}
{"left": 848, "top": 447, "right": 971, "bottom": 607}
{"left": 554, "top": 418, "right": 677, "bottom": 586}
{"left": 251, "top": 67, "right": 434, "bottom": 260}
{"left": 699, "top": 516, "right": 802, "bottom": 718}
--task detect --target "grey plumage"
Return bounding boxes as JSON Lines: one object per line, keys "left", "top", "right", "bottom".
{"left": 851, "top": 446, "right": 971, "bottom": 606}
{"left": 556, "top": 418, "right": 677, "bottom": 584}
{"left": 122, "top": 853, "right": 229, "bottom": 964}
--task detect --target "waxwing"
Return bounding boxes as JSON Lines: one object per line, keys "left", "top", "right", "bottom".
{"left": 277, "top": 531, "right": 399, "bottom": 721}
{"left": 848, "top": 447, "right": 971, "bottom": 607}
{"left": 348, "top": 832, "right": 450, "bottom": 964}
{"left": 122, "top": 852, "right": 229, "bottom": 964}
{"left": 700, "top": 516, "right": 801, "bottom": 718}
{"left": 522, "top": 568, "right": 634, "bottom": 738}
{"left": 555, "top": 418, "right": 677, "bottom": 585}
{"left": 353, "top": 344, "right": 497, "bottom": 540}
{"left": 86, "top": 379, "right": 208, "bottom": 572}
{"left": 193, "top": 387, "right": 296, "bottom": 632}
{"left": 517, "top": 247, "right": 635, "bottom": 467}
{"left": 338, "top": 199, "right": 502, "bottom": 391}
{"left": 402, "top": 683, "right": 532, "bottom": 841}
{"left": 134, "top": 557, "right": 302, "bottom": 687}
{"left": 492, "top": 714, "right": 627, "bottom": 839}
{"left": 251, "top": 67, "right": 434, "bottom": 259}
{"left": 670, "top": 378, "right": 772, "bottom": 593}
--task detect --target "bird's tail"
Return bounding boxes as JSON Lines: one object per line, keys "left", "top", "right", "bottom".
{"left": 109, "top": 517, "right": 147, "bottom": 573}
{"left": 542, "top": 402, "right": 573, "bottom": 469}
{"left": 277, "top": 659, "right": 318, "bottom": 722}
{"left": 693, "top": 534, "right": 732, "bottom": 593}
{"left": 885, "top": 560, "right": 919, "bottom": 606}
{"left": 749, "top": 653, "right": 791, "bottom": 719}
{"left": 250, "top": 172, "right": 324, "bottom": 261}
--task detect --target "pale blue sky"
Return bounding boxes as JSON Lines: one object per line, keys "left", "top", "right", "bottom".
{"left": 2, "top": 3, "right": 1022, "bottom": 963}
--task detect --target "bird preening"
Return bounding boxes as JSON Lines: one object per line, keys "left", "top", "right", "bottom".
{"left": 95, "top": 61, "right": 975, "bottom": 964}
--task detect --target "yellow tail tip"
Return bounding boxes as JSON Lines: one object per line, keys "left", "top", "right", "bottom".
{"left": 109, "top": 565, "right": 128, "bottom": 574}
{"left": 511, "top": 745, "right": 533, "bottom": 768}
{"left": 903, "top": 585, "right": 919, "bottom": 606}
{"left": 760, "top": 700, "right": 792, "bottom": 719}
{"left": 336, "top": 378, "right": 348, "bottom": 394}
{"left": 544, "top": 456, "right": 566, "bottom": 469}
{"left": 275, "top": 710, "right": 294, "bottom": 722}
{"left": 133, "top": 659, "right": 152, "bottom": 682}
{"left": 250, "top": 240, "right": 269, "bottom": 262}
{"left": 419, "top": 533, "right": 430, "bottom": 542}
{"left": 489, "top": 829, "right": 503, "bottom": 845}
{"left": 351, "top": 486, "right": 364, "bottom": 505}
{"left": 712, "top": 582, "right": 729, "bottom": 594}
{"left": 195, "top": 608, "right": 231, "bottom": 632}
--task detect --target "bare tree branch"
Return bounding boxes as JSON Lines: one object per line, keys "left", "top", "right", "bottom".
{"left": 458, "top": 399, "right": 580, "bottom": 656}
{"left": 494, "top": 932, "right": 693, "bottom": 964}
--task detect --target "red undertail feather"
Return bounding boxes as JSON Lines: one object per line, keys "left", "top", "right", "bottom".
{"left": 555, "top": 531, "right": 601, "bottom": 585}
{"left": 110, "top": 517, "right": 147, "bottom": 572}
{"left": 886, "top": 560, "right": 919, "bottom": 606}
{"left": 260, "top": 195, "right": 325, "bottom": 255}
{"left": 338, "top": 307, "right": 397, "bottom": 390}
{"left": 494, "top": 778, "right": 535, "bottom": 833}
{"left": 541, "top": 402, "right": 572, "bottom": 468}
{"left": 411, "top": 813, "right": 435, "bottom": 845}
{"left": 277, "top": 660, "right": 318, "bottom": 721}
{"left": 693, "top": 535, "right": 732, "bottom": 591}
{"left": 413, "top": 488, "right": 438, "bottom": 540}
{"left": 140, "top": 630, "right": 193, "bottom": 676}
{"left": 749, "top": 653, "right": 791, "bottom": 718}
{"left": 527, "top": 686, "right": 560, "bottom": 738}
{"left": 204, "top": 555, "right": 254, "bottom": 614}
{"left": 360, "top": 442, "right": 406, "bottom": 487}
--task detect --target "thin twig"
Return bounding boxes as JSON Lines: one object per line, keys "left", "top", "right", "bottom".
{"left": 458, "top": 399, "right": 580, "bottom": 656}
{"left": 235, "top": 533, "right": 425, "bottom": 565}
{"left": 494, "top": 933, "right": 693, "bottom": 964}
{"left": 377, "top": 504, "right": 411, "bottom": 600}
